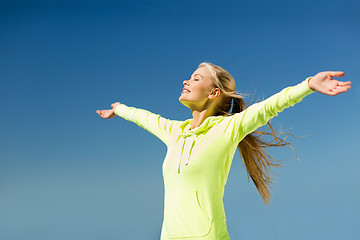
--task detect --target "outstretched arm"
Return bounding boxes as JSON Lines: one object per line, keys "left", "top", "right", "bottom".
{"left": 308, "top": 71, "right": 351, "bottom": 95}
{"left": 229, "top": 71, "right": 351, "bottom": 142}
{"left": 97, "top": 102, "right": 177, "bottom": 145}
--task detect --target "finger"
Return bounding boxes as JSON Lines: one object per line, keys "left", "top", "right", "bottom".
{"left": 329, "top": 71, "right": 345, "bottom": 77}
{"left": 337, "top": 81, "right": 351, "bottom": 86}
{"left": 331, "top": 85, "right": 351, "bottom": 96}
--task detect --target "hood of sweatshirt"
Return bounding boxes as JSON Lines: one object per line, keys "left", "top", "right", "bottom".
{"left": 176, "top": 115, "right": 225, "bottom": 173}
{"left": 179, "top": 115, "right": 225, "bottom": 137}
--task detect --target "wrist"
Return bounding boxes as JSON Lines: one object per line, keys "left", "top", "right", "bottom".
{"left": 306, "top": 77, "right": 316, "bottom": 92}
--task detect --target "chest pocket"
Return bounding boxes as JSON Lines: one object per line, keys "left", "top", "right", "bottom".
{"left": 164, "top": 189, "right": 213, "bottom": 238}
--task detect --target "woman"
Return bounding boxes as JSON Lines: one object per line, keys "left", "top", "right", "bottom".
{"left": 97, "top": 63, "right": 351, "bottom": 240}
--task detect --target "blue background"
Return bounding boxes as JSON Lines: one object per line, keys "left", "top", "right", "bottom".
{"left": 1, "top": 0, "right": 359, "bottom": 239}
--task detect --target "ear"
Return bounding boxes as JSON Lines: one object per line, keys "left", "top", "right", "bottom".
{"left": 208, "top": 88, "right": 221, "bottom": 99}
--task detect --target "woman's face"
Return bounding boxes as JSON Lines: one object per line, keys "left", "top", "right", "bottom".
{"left": 179, "top": 67, "right": 218, "bottom": 109}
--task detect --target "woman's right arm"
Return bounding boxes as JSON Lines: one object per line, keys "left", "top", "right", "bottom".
{"left": 97, "top": 102, "right": 177, "bottom": 145}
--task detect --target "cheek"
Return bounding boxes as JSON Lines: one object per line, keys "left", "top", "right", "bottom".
{"left": 198, "top": 85, "right": 212, "bottom": 98}
{"left": 192, "top": 87, "right": 209, "bottom": 100}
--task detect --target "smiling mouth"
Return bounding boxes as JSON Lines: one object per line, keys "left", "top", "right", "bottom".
{"left": 182, "top": 89, "right": 190, "bottom": 94}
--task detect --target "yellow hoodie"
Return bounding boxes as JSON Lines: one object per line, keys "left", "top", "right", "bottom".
{"left": 114, "top": 77, "right": 315, "bottom": 240}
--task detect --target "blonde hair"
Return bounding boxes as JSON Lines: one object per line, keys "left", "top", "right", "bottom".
{"left": 199, "top": 62, "right": 293, "bottom": 205}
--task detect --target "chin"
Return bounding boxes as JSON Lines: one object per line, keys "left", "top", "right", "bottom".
{"left": 179, "top": 99, "right": 192, "bottom": 109}
{"left": 179, "top": 95, "right": 187, "bottom": 103}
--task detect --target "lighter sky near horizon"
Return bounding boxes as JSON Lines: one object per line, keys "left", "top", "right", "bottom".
{"left": 1, "top": 0, "right": 359, "bottom": 239}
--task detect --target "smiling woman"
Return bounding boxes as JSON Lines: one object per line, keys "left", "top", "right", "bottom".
{"left": 179, "top": 66, "right": 223, "bottom": 114}
{"left": 96, "top": 62, "right": 351, "bottom": 240}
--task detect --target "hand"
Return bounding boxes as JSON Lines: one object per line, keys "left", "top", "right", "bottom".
{"left": 96, "top": 109, "right": 115, "bottom": 119}
{"left": 111, "top": 102, "right": 121, "bottom": 109}
{"left": 308, "top": 71, "right": 351, "bottom": 96}
{"left": 96, "top": 102, "right": 121, "bottom": 119}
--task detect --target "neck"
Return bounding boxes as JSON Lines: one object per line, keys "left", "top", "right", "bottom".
{"left": 182, "top": 98, "right": 221, "bottom": 130}
{"left": 190, "top": 111, "right": 209, "bottom": 129}
{"left": 190, "top": 103, "right": 218, "bottom": 129}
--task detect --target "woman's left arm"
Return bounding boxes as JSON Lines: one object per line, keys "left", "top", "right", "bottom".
{"left": 308, "top": 71, "right": 351, "bottom": 95}
{"left": 229, "top": 71, "right": 351, "bottom": 142}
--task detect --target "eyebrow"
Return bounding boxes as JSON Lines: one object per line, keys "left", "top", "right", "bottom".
{"left": 191, "top": 74, "right": 202, "bottom": 78}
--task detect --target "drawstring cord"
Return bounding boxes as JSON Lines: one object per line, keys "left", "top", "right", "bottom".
{"left": 185, "top": 136, "right": 195, "bottom": 165}
{"left": 176, "top": 116, "right": 221, "bottom": 173}
{"left": 177, "top": 137, "right": 186, "bottom": 174}
{"left": 177, "top": 133, "right": 196, "bottom": 174}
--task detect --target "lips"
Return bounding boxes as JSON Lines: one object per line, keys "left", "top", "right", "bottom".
{"left": 182, "top": 88, "right": 190, "bottom": 94}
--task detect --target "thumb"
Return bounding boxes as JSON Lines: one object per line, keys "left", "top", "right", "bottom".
{"left": 329, "top": 71, "right": 345, "bottom": 78}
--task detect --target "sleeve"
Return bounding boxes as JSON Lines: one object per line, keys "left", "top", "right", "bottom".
{"left": 114, "top": 104, "right": 177, "bottom": 146}
{"left": 229, "top": 77, "right": 316, "bottom": 143}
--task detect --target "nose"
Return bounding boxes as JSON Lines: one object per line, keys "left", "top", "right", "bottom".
{"left": 183, "top": 79, "right": 189, "bottom": 86}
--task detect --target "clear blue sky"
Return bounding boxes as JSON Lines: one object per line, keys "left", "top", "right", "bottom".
{"left": 1, "top": 0, "right": 359, "bottom": 239}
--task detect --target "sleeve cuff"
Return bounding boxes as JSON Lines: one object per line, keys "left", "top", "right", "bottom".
{"left": 114, "top": 104, "right": 128, "bottom": 116}
{"left": 305, "top": 77, "right": 316, "bottom": 94}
